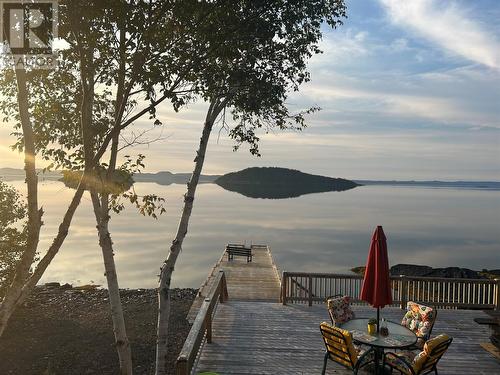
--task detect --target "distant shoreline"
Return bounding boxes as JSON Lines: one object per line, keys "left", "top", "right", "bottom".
{"left": 1, "top": 167, "right": 500, "bottom": 190}
{"left": 354, "top": 180, "right": 500, "bottom": 190}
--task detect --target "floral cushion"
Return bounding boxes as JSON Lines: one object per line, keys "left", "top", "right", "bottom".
{"left": 385, "top": 351, "right": 416, "bottom": 375}
{"left": 401, "top": 302, "right": 435, "bottom": 339}
{"left": 327, "top": 296, "right": 355, "bottom": 325}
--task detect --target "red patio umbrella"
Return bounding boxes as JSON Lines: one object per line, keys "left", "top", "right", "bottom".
{"left": 360, "top": 225, "right": 392, "bottom": 331}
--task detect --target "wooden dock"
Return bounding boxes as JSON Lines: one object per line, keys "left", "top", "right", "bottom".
{"left": 187, "top": 244, "right": 281, "bottom": 323}
{"left": 183, "top": 245, "right": 500, "bottom": 374}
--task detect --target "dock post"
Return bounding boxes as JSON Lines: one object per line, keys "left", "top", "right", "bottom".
{"left": 281, "top": 271, "right": 287, "bottom": 305}
{"left": 219, "top": 270, "right": 228, "bottom": 303}
{"left": 400, "top": 275, "right": 408, "bottom": 309}
{"left": 176, "top": 356, "right": 188, "bottom": 375}
{"left": 204, "top": 298, "right": 213, "bottom": 343}
{"left": 495, "top": 279, "right": 500, "bottom": 311}
{"left": 308, "top": 275, "right": 313, "bottom": 306}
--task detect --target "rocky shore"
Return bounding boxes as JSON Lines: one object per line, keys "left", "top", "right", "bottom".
{"left": 0, "top": 284, "right": 197, "bottom": 375}
{"left": 352, "top": 264, "right": 500, "bottom": 279}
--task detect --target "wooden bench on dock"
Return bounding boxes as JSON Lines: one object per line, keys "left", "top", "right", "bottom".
{"left": 226, "top": 244, "right": 252, "bottom": 262}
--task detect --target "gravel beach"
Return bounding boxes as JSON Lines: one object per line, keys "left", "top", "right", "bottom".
{"left": 0, "top": 284, "right": 197, "bottom": 375}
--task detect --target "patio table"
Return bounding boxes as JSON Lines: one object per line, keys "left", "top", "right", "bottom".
{"left": 340, "top": 318, "right": 417, "bottom": 374}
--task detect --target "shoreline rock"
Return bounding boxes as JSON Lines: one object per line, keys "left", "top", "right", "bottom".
{"left": 351, "top": 264, "right": 498, "bottom": 279}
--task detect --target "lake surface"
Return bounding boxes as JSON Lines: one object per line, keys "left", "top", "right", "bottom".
{"left": 8, "top": 180, "right": 500, "bottom": 288}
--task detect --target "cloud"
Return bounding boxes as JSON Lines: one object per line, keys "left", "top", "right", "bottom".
{"left": 313, "top": 28, "right": 371, "bottom": 65}
{"left": 390, "top": 38, "right": 409, "bottom": 52}
{"left": 380, "top": 0, "right": 500, "bottom": 69}
{"left": 302, "top": 79, "right": 500, "bottom": 129}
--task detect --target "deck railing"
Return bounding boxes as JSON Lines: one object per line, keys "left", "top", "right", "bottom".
{"left": 176, "top": 270, "right": 228, "bottom": 375}
{"left": 281, "top": 271, "right": 500, "bottom": 310}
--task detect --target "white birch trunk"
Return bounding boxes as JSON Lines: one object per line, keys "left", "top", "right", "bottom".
{"left": 0, "top": 68, "right": 42, "bottom": 336}
{"left": 90, "top": 191, "right": 133, "bottom": 375}
{"left": 155, "top": 100, "right": 222, "bottom": 375}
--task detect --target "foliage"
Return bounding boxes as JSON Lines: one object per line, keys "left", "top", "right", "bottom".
{"left": 0, "top": 181, "right": 27, "bottom": 298}
{"left": 60, "top": 169, "right": 134, "bottom": 194}
{"left": 0, "top": 65, "right": 107, "bottom": 170}
{"left": 0, "top": 0, "right": 177, "bottom": 217}
{"left": 171, "top": 0, "right": 346, "bottom": 155}
{"left": 111, "top": 155, "right": 166, "bottom": 217}
{"left": 351, "top": 266, "right": 366, "bottom": 276}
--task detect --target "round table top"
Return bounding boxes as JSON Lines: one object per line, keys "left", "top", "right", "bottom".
{"left": 340, "top": 318, "right": 417, "bottom": 349}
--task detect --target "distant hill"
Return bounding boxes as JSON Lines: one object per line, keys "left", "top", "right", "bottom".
{"left": 0, "top": 168, "right": 61, "bottom": 181}
{"left": 214, "top": 167, "right": 359, "bottom": 199}
{"left": 352, "top": 264, "right": 492, "bottom": 279}
{"left": 133, "top": 171, "right": 220, "bottom": 185}
{"left": 0, "top": 168, "right": 219, "bottom": 186}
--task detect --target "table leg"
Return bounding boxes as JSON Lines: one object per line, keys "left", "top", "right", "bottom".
{"left": 374, "top": 348, "right": 385, "bottom": 375}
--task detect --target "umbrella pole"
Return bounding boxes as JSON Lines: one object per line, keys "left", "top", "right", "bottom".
{"left": 377, "top": 307, "right": 380, "bottom": 333}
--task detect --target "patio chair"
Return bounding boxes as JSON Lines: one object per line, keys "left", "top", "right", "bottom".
{"left": 384, "top": 334, "right": 452, "bottom": 375}
{"left": 319, "top": 322, "right": 373, "bottom": 375}
{"left": 325, "top": 294, "right": 355, "bottom": 326}
{"left": 401, "top": 302, "right": 437, "bottom": 350}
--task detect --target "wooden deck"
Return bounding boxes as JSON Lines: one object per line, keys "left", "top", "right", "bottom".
{"left": 184, "top": 245, "right": 499, "bottom": 374}
{"left": 194, "top": 302, "right": 500, "bottom": 374}
{"left": 187, "top": 244, "right": 280, "bottom": 323}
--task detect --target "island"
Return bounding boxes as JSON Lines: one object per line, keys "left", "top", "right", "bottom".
{"left": 214, "top": 167, "right": 360, "bottom": 199}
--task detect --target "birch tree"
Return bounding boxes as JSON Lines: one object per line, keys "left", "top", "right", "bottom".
{"left": 1, "top": 1, "right": 244, "bottom": 372}
{"left": 155, "top": 0, "right": 347, "bottom": 373}
{"left": 0, "top": 0, "right": 182, "bottom": 361}
{"left": 63, "top": 2, "right": 223, "bottom": 372}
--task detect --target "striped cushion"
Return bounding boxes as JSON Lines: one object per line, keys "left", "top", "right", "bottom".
{"left": 424, "top": 334, "right": 451, "bottom": 353}
{"left": 320, "top": 322, "right": 358, "bottom": 368}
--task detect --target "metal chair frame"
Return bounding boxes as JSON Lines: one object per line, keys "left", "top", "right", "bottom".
{"left": 320, "top": 323, "right": 373, "bottom": 375}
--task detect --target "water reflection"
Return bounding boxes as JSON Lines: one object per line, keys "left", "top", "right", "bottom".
{"left": 7, "top": 181, "right": 500, "bottom": 288}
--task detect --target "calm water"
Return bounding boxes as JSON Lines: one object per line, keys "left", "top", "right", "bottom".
{"left": 8, "top": 180, "right": 500, "bottom": 288}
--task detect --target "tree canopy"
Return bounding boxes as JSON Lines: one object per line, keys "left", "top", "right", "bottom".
{"left": 170, "top": 0, "right": 346, "bottom": 154}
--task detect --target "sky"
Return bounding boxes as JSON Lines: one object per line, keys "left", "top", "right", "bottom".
{"left": 1, "top": 0, "right": 499, "bottom": 180}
